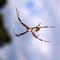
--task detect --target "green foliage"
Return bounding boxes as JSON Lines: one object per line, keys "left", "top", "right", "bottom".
{"left": 0, "top": 14, "right": 11, "bottom": 47}
{"left": 0, "top": 14, "right": 4, "bottom": 27}
{"left": 0, "top": 0, "right": 11, "bottom": 47}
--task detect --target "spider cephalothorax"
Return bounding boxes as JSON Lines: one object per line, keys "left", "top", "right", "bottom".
{"left": 14, "top": 9, "right": 55, "bottom": 42}
{"left": 35, "top": 27, "right": 40, "bottom": 32}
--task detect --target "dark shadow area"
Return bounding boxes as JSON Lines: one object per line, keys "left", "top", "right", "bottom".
{"left": 0, "top": 0, "right": 7, "bottom": 9}
{"left": 0, "top": 0, "right": 12, "bottom": 47}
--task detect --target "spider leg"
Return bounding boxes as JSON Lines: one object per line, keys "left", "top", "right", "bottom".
{"left": 36, "top": 23, "right": 41, "bottom": 27}
{"left": 32, "top": 32, "right": 50, "bottom": 42}
{"left": 14, "top": 29, "right": 28, "bottom": 37}
{"left": 40, "top": 26, "right": 55, "bottom": 28}
{"left": 16, "top": 8, "right": 30, "bottom": 29}
{"left": 32, "top": 32, "right": 43, "bottom": 41}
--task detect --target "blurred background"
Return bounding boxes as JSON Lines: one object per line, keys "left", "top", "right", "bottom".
{"left": 0, "top": 0, "right": 60, "bottom": 60}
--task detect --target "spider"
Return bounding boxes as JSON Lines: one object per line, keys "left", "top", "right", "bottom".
{"left": 14, "top": 9, "right": 55, "bottom": 42}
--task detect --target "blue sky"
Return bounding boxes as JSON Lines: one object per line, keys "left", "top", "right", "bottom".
{"left": 0, "top": 0, "right": 60, "bottom": 60}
